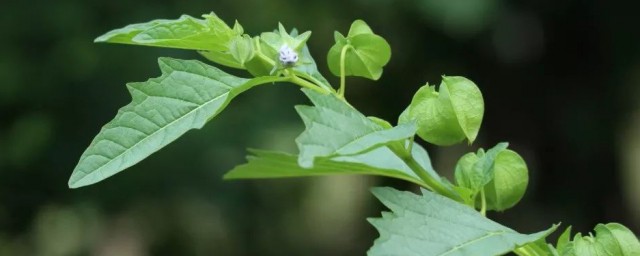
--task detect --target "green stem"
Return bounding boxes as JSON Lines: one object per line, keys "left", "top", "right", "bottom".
{"left": 480, "top": 188, "right": 487, "bottom": 217}
{"left": 390, "top": 144, "right": 463, "bottom": 202}
{"left": 512, "top": 244, "right": 541, "bottom": 256}
{"left": 286, "top": 71, "right": 328, "bottom": 94}
{"left": 292, "top": 70, "right": 336, "bottom": 93}
{"left": 338, "top": 45, "right": 351, "bottom": 98}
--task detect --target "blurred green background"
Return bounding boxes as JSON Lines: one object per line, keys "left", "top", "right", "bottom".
{"left": 1, "top": 0, "right": 639, "bottom": 255}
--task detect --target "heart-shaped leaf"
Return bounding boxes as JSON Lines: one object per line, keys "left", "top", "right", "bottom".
{"left": 327, "top": 20, "right": 391, "bottom": 80}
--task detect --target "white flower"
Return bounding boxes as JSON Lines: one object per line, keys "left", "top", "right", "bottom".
{"left": 278, "top": 44, "right": 298, "bottom": 66}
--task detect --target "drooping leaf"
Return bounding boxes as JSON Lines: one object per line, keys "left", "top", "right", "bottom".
{"left": 400, "top": 76, "right": 484, "bottom": 146}
{"left": 295, "top": 89, "right": 417, "bottom": 168}
{"left": 223, "top": 149, "right": 427, "bottom": 187}
{"left": 69, "top": 58, "right": 284, "bottom": 188}
{"left": 368, "top": 187, "right": 558, "bottom": 256}
{"left": 560, "top": 223, "right": 640, "bottom": 256}
{"left": 327, "top": 20, "right": 391, "bottom": 80}
{"left": 95, "top": 13, "right": 241, "bottom": 51}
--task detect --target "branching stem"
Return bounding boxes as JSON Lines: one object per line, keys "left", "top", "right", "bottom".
{"left": 390, "top": 144, "right": 463, "bottom": 203}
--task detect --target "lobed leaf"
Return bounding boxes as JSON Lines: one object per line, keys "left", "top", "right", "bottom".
{"left": 295, "top": 89, "right": 417, "bottom": 168}
{"left": 69, "top": 58, "right": 283, "bottom": 188}
{"left": 368, "top": 187, "right": 557, "bottom": 256}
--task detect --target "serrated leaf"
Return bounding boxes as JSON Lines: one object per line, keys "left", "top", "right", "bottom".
{"left": 69, "top": 58, "right": 284, "bottom": 188}
{"left": 400, "top": 76, "right": 484, "bottom": 146}
{"left": 223, "top": 149, "right": 427, "bottom": 187}
{"left": 95, "top": 13, "right": 240, "bottom": 51}
{"left": 368, "top": 187, "right": 557, "bottom": 256}
{"left": 295, "top": 89, "right": 417, "bottom": 168}
{"left": 327, "top": 20, "right": 391, "bottom": 80}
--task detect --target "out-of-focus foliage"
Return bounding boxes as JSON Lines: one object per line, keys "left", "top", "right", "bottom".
{"left": 1, "top": 0, "right": 639, "bottom": 255}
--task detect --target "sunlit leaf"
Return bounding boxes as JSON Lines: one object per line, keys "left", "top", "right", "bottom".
{"left": 368, "top": 187, "right": 557, "bottom": 256}
{"left": 69, "top": 58, "right": 283, "bottom": 188}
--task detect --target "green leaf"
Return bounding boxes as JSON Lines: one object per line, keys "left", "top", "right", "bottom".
{"left": 560, "top": 223, "right": 640, "bottom": 256}
{"left": 295, "top": 89, "right": 417, "bottom": 168}
{"left": 228, "top": 35, "right": 255, "bottom": 66}
{"left": 368, "top": 187, "right": 558, "bottom": 256}
{"left": 327, "top": 20, "right": 391, "bottom": 80}
{"left": 95, "top": 13, "right": 241, "bottom": 51}
{"left": 224, "top": 148, "right": 427, "bottom": 187}
{"left": 556, "top": 226, "right": 572, "bottom": 252}
{"left": 69, "top": 58, "right": 284, "bottom": 188}
{"left": 400, "top": 76, "right": 484, "bottom": 146}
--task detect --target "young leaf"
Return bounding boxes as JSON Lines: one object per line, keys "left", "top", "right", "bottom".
{"left": 400, "top": 76, "right": 484, "bottom": 146}
{"left": 228, "top": 35, "right": 255, "bottom": 66}
{"left": 68, "top": 58, "right": 284, "bottom": 188}
{"left": 368, "top": 187, "right": 557, "bottom": 256}
{"left": 223, "top": 149, "right": 428, "bottom": 187}
{"left": 327, "top": 20, "right": 391, "bottom": 80}
{"left": 560, "top": 223, "right": 640, "bottom": 256}
{"left": 295, "top": 89, "right": 417, "bottom": 168}
{"left": 95, "top": 13, "right": 241, "bottom": 51}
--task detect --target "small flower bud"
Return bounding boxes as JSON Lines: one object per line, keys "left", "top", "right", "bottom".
{"left": 278, "top": 45, "right": 298, "bottom": 66}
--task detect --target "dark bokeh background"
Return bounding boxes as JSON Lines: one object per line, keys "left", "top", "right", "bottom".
{"left": 1, "top": 0, "right": 639, "bottom": 255}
